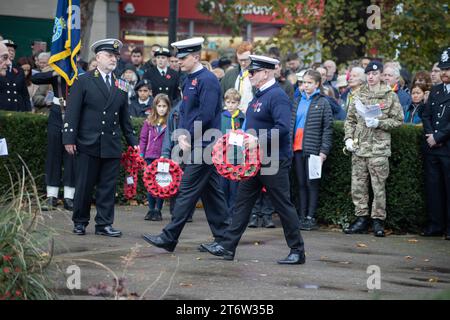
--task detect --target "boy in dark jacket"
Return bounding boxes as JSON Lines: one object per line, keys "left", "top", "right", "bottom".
{"left": 129, "top": 79, "right": 153, "bottom": 118}
{"left": 221, "top": 89, "right": 245, "bottom": 221}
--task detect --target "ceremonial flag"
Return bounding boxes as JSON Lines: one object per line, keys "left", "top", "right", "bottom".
{"left": 48, "top": 0, "right": 81, "bottom": 86}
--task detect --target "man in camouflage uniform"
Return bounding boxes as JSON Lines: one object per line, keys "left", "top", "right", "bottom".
{"left": 343, "top": 61, "right": 404, "bottom": 237}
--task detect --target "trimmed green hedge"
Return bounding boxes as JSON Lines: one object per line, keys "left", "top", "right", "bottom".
{"left": 0, "top": 111, "right": 427, "bottom": 232}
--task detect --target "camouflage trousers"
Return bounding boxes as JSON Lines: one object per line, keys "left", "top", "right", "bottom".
{"left": 351, "top": 155, "right": 389, "bottom": 220}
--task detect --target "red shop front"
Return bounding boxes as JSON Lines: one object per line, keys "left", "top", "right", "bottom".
{"left": 119, "top": 0, "right": 286, "bottom": 60}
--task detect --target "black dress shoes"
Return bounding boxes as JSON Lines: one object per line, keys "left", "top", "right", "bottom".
{"left": 248, "top": 214, "right": 259, "bottom": 228}
{"left": 42, "top": 197, "right": 58, "bottom": 211}
{"left": 144, "top": 209, "right": 155, "bottom": 221}
{"left": 63, "top": 198, "right": 74, "bottom": 211}
{"left": 445, "top": 235, "right": 450, "bottom": 240}
{"left": 142, "top": 234, "right": 176, "bottom": 252}
{"left": 372, "top": 219, "right": 385, "bottom": 237}
{"left": 153, "top": 210, "right": 162, "bottom": 221}
{"left": 198, "top": 241, "right": 217, "bottom": 252}
{"left": 262, "top": 215, "right": 275, "bottom": 228}
{"left": 95, "top": 225, "right": 122, "bottom": 237}
{"left": 344, "top": 217, "right": 370, "bottom": 234}
{"left": 201, "top": 243, "right": 234, "bottom": 260}
{"left": 277, "top": 252, "right": 306, "bottom": 265}
{"left": 73, "top": 224, "right": 86, "bottom": 235}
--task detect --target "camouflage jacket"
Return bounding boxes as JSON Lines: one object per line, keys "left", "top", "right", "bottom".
{"left": 344, "top": 84, "right": 404, "bottom": 157}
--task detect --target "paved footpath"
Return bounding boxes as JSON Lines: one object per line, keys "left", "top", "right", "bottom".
{"left": 46, "top": 205, "right": 450, "bottom": 300}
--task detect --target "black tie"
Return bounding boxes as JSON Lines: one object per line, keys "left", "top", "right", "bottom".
{"left": 161, "top": 70, "right": 165, "bottom": 77}
{"left": 105, "top": 74, "right": 111, "bottom": 91}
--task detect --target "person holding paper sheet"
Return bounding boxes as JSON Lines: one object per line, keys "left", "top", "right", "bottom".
{"left": 139, "top": 93, "right": 171, "bottom": 221}
{"left": 291, "top": 69, "right": 333, "bottom": 231}
{"left": 343, "top": 61, "right": 404, "bottom": 237}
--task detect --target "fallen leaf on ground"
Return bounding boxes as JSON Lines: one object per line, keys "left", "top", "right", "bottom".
{"left": 424, "top": 259, "right": 430, "bottom": 262}
{"left": 179, "top": 283, "right": 193, "bottom": 287}
{"left": 408, "top": 239, "right": 419, "bottom": 243}
{"left": 320, "top": 256, "right": 328, "bottom": 260}
{"left": 356, "top": 243, "right": 368, "bottom": 248}
{"left": 259, "top": 274, "right": 267, "bottom": 277}
{"left": 428, "top": 277, "right": 438, "bottom": 283}
{"left": 404, "top": 256, "right": 413, "bottom": 260}
{"left": 339, "top": 261, "right": 350, "bottom": 264}
{"left": 196, "top": 257, "right": 202, "bottom": 260}
{"left": 254, "top": 242, "right": 260, "bottom": 246}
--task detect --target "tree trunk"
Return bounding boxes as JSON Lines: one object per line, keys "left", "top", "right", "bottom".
{"left": 80, "top": 0, "right": 96, "bottom": 61}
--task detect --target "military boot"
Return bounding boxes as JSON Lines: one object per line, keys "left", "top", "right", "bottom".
{"left": 343, "top": 216, "right": 370, "bottom": 234}
{"left": 372, "top": 219, "right": 385, "bottom": 237}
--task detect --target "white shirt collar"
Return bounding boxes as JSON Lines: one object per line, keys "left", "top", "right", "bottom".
{"left": 97, "top": 68, "right": 112, "bottom": 83}
{"left": 189, "top": 63, "right": 203, "bottom": 74}
{"left": 157, "top": 67, "right": 168, "bottom": 75}
{"left": 445, "top": 83, "right": 450, "bottom": 93}
{"left": 259, "top": 78, "right": 276, "bottom": 92}
{"left": 139, "top": 98, "right": 150, "bottom": 105}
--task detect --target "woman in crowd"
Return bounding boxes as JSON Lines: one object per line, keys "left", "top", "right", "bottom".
{"left": 291, "top": 69, "right": 333, "bottom": 230}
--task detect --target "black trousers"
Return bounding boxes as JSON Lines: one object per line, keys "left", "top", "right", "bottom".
{"left": 220, "top": 159, "right": 305, "bottom": 254}
{"left": 251, "top": 191, "right": 274, "bottom": 217}
{"left": 45, "top": 124, "right": 75, "bottom": 187}
{"left": 161, "top": 163, "right": 229, "bottom": 243}
{"left": 424, "top": 154, "right": 450, "bottom": 234}
{"left": 72, "top": 152, "right": 120, "bottom": 227}
{"left": 294, "top": 151, "right": 321, "bottom": 218}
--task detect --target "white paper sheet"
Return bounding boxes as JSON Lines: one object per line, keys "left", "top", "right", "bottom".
{"left": 308, "top": 154, "right": 322, "bottom": 180}
{"left": 0, "top": 138, "right": 8, "bottom": 156}
{"left": 157, "top": 161, "right": 170, "bottom": 173}
{"left": 354, "top": 99, "right": 382, "bottom": 119}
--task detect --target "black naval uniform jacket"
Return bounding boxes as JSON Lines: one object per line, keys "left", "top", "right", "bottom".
{"left": 143, "top": 67, "right": 180, "bottom": 102}
{"left": 0, "top": 65, "right": 31, "bottom": 112}
{"left": 62, "top": 69, "right": 138, "bottom": 158}
{"left": 422, "top": 83, "right": 450, "bottom": 157}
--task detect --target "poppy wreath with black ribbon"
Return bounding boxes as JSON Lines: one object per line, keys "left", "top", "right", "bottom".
{"left": 142, "top": 158, "right": 183, "bottom": 199}
{"left": 212, "top": 131, "right": 261, "bottom": 181}
{"left": 120, "top": 146, "right": 146, "bottom": 200}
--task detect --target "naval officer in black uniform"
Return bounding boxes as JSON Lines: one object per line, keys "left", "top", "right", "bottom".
{"left": 32, "top": 63, "right": 76, "bottom": 211}
{"left": 143, "top": 47, "right": 180, "bottom": 103}
{"left": 63, "top": 39, "right": 138, "bottom": 237}
{"left": 202, "top": 55, "right": 306, "bottom": 264}
{"left": 142, "top": 37, "right": 229, "bottom": 251}
{"left": 421, "top": 47, "right": 450, "bottom": 240}
{"left": 0, "top": 39, "right": 31, "bottom": 112}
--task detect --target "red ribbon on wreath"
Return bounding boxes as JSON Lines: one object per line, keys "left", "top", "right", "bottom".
{"left": 142, "top": 158, "right": 183, "bottom": 199}
{"left": 120, "top": 147, "right": 146, "bottom": 200}
{"left": 212, "top": 131, "right": 261, "bottom": 181}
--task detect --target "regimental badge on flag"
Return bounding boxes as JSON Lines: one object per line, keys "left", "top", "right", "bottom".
{"left": 48, "top": 0, "right": 81, "bottom": 86}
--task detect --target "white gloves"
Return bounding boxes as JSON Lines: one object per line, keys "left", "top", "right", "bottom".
{"left": 365, "top": 118, "right": 379, "bottom": 128}
{"left": 345, "top": 139, "right": 354, "bottom": 152}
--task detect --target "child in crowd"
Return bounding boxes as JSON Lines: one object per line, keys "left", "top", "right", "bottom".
{"left": 139, "top": 94, "right": 171, "bottom": 221}
{"left": 130, "top": 79, "right": 153, "bottom": 118}
{"left": 221, "top": 88, "right": 245, "bottom": 221}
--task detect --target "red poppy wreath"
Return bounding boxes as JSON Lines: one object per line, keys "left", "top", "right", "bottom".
{"left": 120, "top": 146, "right": 146, "bottom": 200}
{"left": 212, "top": 131, "right": 261, "bottom": 181}
{"left": 142, "top": 158, "right": 183, "bottom": 199}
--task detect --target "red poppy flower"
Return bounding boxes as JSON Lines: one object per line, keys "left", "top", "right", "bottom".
{"left": 166, "top": 74, "right": 171, "bottom": 80}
